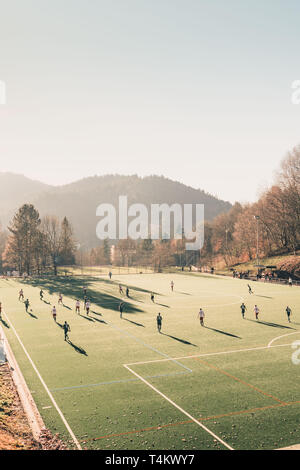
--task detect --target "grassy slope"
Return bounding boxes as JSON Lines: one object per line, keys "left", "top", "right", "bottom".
{"left": 217, "top": 254, "right": 300, "bottom": 276}
{"left": 0, "top": 273, "right": 300, "bottom": 450}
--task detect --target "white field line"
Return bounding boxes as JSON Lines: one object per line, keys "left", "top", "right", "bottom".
{"left": 50, "top": 370, "right": 189, "bottom": 392}
{"left": 162, "top": 300, "right": 243, "bottom": 309}
{"left": 168, "top": 292, "right": 244, "bottom": 309}
{"left": 87, "top": 295, "right": 193, "bottom": 373}
{"left": 107, "top": 321, "right": 192, "bottom": 372}
{"left": 3, "top": 310, "right": 82, "bottom": 450}
{"left": 124, "top": 364, "right": 234, "bottom": 451}
{"left": 125, "top": 342, "right": 295, "bottom": 367}
{"left": 268, "top": 331, "right": 300, "bottom": 348}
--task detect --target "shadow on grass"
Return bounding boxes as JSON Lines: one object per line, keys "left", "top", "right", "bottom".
{"left": 79, "top": 314, "right": 95, "bottom": 322}
{"left": 21, "top": 276, "right": 144, "bottom": 315}
{"left": 67, "top": 339, "right": 88, "bottom": 356}
{"left": 27, "top": 310, "right": 38, "bottom": 319}
{"left": 91, "top": 310, "right": 102, "bottom": 316}
{"left": 205, "top": 327, "right": 241, "bottom": 339}
{"left": 246, "top": 319, "right": 295, "bottom": 330}
{"left": 123, "top": 318, "right": 145, "bottom": 328}
{"left": 91, "top": 316, "right": 107, "bottom": 324}
{"left": 97, "top": 278, "right": 162, "bottom": 296}
{"left": 155, "top": 303, "right": 170, "bottom": 308}
{"left": 161, "top": 332, "right": 197, "bottom": 346}
{"left": 0, "top": 318, "right": 9, "bottom": 328}
{"left": 254, "top": 295, "right": 273, "bottom": 299}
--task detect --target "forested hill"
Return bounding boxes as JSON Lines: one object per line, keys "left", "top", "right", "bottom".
{"left": 0, "top": 173, "right": 231, "bottom": 247}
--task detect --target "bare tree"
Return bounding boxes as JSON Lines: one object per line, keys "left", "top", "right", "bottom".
{"left": 42, "top": 216, "right": 62, "bottom": 275}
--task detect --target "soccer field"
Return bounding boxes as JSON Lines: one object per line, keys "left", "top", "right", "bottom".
{"left": 1, "top": 272, "right": 300, "bottom": 450}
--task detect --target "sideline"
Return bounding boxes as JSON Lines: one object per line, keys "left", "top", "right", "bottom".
{"left": 0, "top": 324, "right": 44, "bottom": 440}
{"left": 2, "top": 310, "right": 82, "bottom": 450}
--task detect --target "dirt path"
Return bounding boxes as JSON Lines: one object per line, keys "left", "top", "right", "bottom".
{"left": 0, "top": 362, "right": 40, "bottom": 450}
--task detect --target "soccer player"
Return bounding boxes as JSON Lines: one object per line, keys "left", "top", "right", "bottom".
{"left": 52, "top": 306, "right": 57, "bottom": 322}
{"left": 151, "top": 293, "right": 155, "bottom": 303}
{"left": 40, "top": 289, "right": 44, "bottom": 300}
{"left": 75, "top": 300, "right": 80, "bottom": 315}
{"left": 289, "top": 277, "right": 293, "bottom": 287}
{"left": 254, "top": 305, "right": 260, "bottom": 320}
{"left": 119, "top": 302, "right": 125, "bottom": 319}
{"left": 119, "top": 285, "right": 123, "bottom": 295}
{"left": 86, "top": 299, "right": 91, "bottom": 315}
{"left": 19, "top": 289, "right": 24, "bottom": 301}
{"left": 24, "top": 299, "right": 30, "bottom": 312}
{"left": 247, "top": 284, "right": 253, "bottom": 295}
{"left": 83, "top": 287, "right": 87, "bottom": 297}
{"left": 240, "top": 303, "right": 247, "bottom": 319}
{"left": 126, "top": 287, "right": 129, "bottom": 298}
{"left": 198, "top": 308, "right": 205, "bottom": 327}
{"left": 156, "top": 313, "right": 162, "bottom": 333}
{"left": 171, "top": 281, "right": 174, "bottom": 292}
{"left": 58, "top": 293, "right": 63, "bottom": 305}
{"left": 109, "top": 271, "right": 112, "bottom": 280}
{"left": 84, "top": 296, "right": 87, "bottom": 310}
{"left": 63, "top": 321, "right": 70, "bottom": 341}
{"left": 286, "top": 306, "right": 292, "bottom": 323}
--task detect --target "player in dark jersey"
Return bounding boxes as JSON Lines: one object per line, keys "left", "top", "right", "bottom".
{"left": 157, "top": 313, "right": 162, "bottom": 333}
{"left": 63, "top": 321, "right": 71, "bottom": 341}
{"left": 119, "top": 302, "right": 125, "bottom": 319}
{"left": 286, "top": 306, "right": 292, "bottom": 323}
{"left": 240, "top": 303, "right": 247, "bottom": 319}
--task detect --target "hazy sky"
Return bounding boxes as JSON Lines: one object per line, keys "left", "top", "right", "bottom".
{"left": 0, "top": 0, "right": 299, "bottom": 203}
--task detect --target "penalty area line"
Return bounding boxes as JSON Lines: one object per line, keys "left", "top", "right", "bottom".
{"left": 268, "top": 331, "right": 300, "bottom": 348}
{"left": 125, "top": 342, "right": 295, "bottom": 367}
{"left": 124, "top": 364, "right": 234, "bottom": 451}
{"left": 3, "top": 310, "right": 82, "bottom": 450}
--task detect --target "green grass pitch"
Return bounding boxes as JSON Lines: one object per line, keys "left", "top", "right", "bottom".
{"left": 0, "top": 272, "right": 300, "bottom": 450}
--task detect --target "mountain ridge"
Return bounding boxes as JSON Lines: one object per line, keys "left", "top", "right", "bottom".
{"left": 0, "top": 173, "right": 232, "bottom": 247}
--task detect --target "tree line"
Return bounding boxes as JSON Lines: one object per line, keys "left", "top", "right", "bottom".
{"left": 1, "top": 205, "right": 76, "bottom": 275}
{"left": 0, "top": 145, "right": 299, "bottom": 274}
{"left": 82, "top": 146, "right": 300, "bottom": 270}
{"left": 201, "top": 145, "right": 300, "bottom": 267}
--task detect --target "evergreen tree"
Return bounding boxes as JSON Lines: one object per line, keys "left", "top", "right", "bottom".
{"left": 59, "top": 217, "right": 76, "bottom": 265}
{"left": 5, "top": 204, "right": 41, "bottom": 275}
